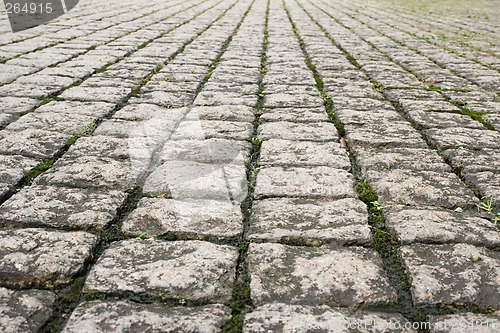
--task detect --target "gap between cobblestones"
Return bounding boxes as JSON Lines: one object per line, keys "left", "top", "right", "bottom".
{"left": 297, "top": 0, "right": 499, "bottom": 320}
{"left": 286, "top": 1, "right": 437, "bottom": 331}
{"left": 222, "top": 1, "right": 269, "bottom": 332}
{"left": 36, "top": 0, "right": 266, "bottom": 331}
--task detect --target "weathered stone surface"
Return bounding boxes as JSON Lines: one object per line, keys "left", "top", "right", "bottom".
{"left": 263, "top": 93, "right": 323, "bottom": 108}
{"left": 0, "top": 228, "right": 97, "bottom": 288}
{"left": 255, "top": 167, "right": 356, "bottom": 199}
{"left": 35, "top": 153, "right": 137, "bottom": 190}
{"left": 112, "top": 104, "right": 187, "bottom": 122}
{"left": 260, "top": 107, "right": 330, "bottom": 122}
{"left": 426, "top": 128, "right": 500, "bottom": 150}
{"left": 384, "top": 206, "right": 499, "bottom": 247}
{"left": 6, "top": 112, "right": 97, "bottom": 134}
{"left": 248, "top": 243, "right": 396, "bottom": 306}
{"left": 407, "top": 110, "right": 486, "bottom": 129}
{"left": 259, "top": 139, "right": 350, "bottom": 169}
{"left": 0, "top": 97, "right": 39, "bottom": 115}
{"left": 170, "top": 120, "right": 253, "bottom": 141}
{"left": 0, "top": 287, "right": 55, "bottom": 333}
{"left": 35, "top": 101, "right": 115, "bottom": 117}
{"left": 0, "top": 155, "right": 39, "bottom": 185}
{"left": 245, "top": 304, "right": 418, "bottom": 332}
{"left": 59, "top": 86, "right": 131, "bottom": 103}
{"left": 143, "top": 161, "right": 247, "bottom": 202}
{"left": 258, "top": 122, "right": 338, "bottom": 142}
{"left": 159, "top": 139, "right": 251, "bottom": 164}
{"left": 122, "top": 197, "right": 242, "bottom": 239}
{"left": 401, "top": 243, "right": 500, "bottom": 308}
{"left": 0, "top": 129, "right": 71, "bottom": 159}
{"left": 443, "top": 148, "right": 500, "bottom": 173}
{"left": 366, "top": 169, "right": 478, "bottom": 209}
{"left": 345, "top": 122, "right": 427, "bottom": 149}
{"left": 429, "top": 313, "right": 500, "bottom": 333}
{"left": 353, "top": 147, "right": 451, "bottom": 174}
{"left": 464, "top": 171, "right": 500, "bottom": 201}
{"left": 0, "top": 186, "right": 126, "bottom": 230}
{"left": 84, "top": 239, "right": 237, "bottom": 302}
{"left": 249, "top": 198, "right": 371, "bottom": 245}
{"left": 62, "top": 301, "right": 230, "bottom": 333}
{"left": 185, "top": 105, "right": 255, "bottom": 122}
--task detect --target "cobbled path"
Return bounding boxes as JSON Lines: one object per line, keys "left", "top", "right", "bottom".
{"left": 0, "top": 0, "right": 499, "bottom": 332}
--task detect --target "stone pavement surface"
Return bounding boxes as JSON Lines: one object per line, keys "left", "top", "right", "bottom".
{"left": 0, "top": 0, "right": 499, "bottom": 331}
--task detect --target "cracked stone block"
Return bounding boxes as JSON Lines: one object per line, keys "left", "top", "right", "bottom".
{"left": 61, "top": 301, "right": 230, "bottom": 333}
{"left": 122, "top": 197, "right": 242, "bottom": 239}
{"left": 59, "top": 86, "right": 131, "bottom": 103}
{"left": 0, "top": 97, "right": 40, "bottom": 115}
{"left": 366, "top": 169, "right": 478, "bottom": 209}
{"left": 248, "top": 243, "right": 396, "bottom": 306}
{"left": 255, "top": 166, "right": 356, "bottom": 199}
{"left": 384, "top": 206, "right": 499, "bottom": 247}
{"left": 159, "top": 139, "right": 251, "bottom": 165}
{"left": 258, "top": 122, "right": 338, "bottom": 142}
{"left": 0, "top": 185, "right": 126, "bottom": 230}
{"left": 0, "top": 155, "right": 39, "bottom": 185}
{"left": 260, "top": 107, "right": 330, "bottom": 123}
{"left": 244, "top": 304, "right": 418, "bottom": 332}
{"left": 345, "top": 122, "right": 427, "bottom": 149}
{"left": 0, "top": 129, "right": 71, "bottom": 159}
{"left": 463, "top": 171, "right": 500, "bottom": 201}
{"left": 184, "top": 105, "right": 255, "bottom": 122}
{"left": 84, "top": 239, "right": 237, "bottom": 303}
{"left": 35, "top": 101, "right": 115, "bottom": 117}
{"left": 143, "top": 161, "right": 247, "bottom": 202}
{"left": 429, "top": 313, "right": 500, "bottom": 333}
{"left": 35, "top": 156, "right": 136, "bottom": 191}
{"left": 112, "top": 104, "right": 187, "bottom": 122}
{"left": 259, "top": 139, "right": 350, "bottom": 168}
{"left": 353, "top": 147, "right": 451, "bottom": 175}
{"left": 400, "top": 243, "right": 500, "bottom": 308}
{"left": 6, "top": 112, "right": 97, "bottom": 135}
{"left": 249, "top": 198, "right": 371, "bottom": 245}
{"left": 0, "top": 287, "right": 55, "bottom": 333}
{"left": 170, "top": 121, "right": 253, "bottom": 141}
{"left": 0, "top": 228, "right": 97, "bottom": 288}
{"left": 426, "top": 128, "right": 500, "bottom": 150}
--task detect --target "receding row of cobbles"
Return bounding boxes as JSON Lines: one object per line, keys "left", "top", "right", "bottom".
{"left": 0, "top": 0, "right": 499, "bottom": 332}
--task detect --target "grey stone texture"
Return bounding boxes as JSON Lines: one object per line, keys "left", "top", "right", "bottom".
{"left": 245, "top": 304, "right": 418, "bottom": 332}
{"left": 84, "top": 239, "right": 238, "bottom": 303}
{"left": 248, "top": 242, "right": 397, "bottom": 306}
{"left": 401, "top": 243, "right": 500, "bottom": 308}
{"left": 62, "top": 301, "right": 230, "bottom": 333}
{"left": 0, "top": 287, "right": 55, "bottom": 333}
{"left": 0, "top": 229, "right": 97, "bottom": 288}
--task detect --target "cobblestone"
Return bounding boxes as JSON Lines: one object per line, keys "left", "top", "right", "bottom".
{"left": 0, "top": 0, "right": 498, "bottom": 329}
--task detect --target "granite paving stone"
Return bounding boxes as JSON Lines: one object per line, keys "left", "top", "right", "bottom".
{"left": 61, "top": 301, "right": 230, "bottom": 333}
{"left": 259, "top": 139, "right": 350, "bottom": 168}
{"left": 255, "top": 166, "right": 356, "bottom": 199}
{"left": 245, "top": 304, "right": 418, "bottom": 333}
{"left": 122, "top": 197, "right": 242, "bottom": 239}
{"left": 0, "top": 287, "right": 55, "bottom": 333}
{"left": 0, "top": 228, "right": 98, "bottom": 288}
{"left": 248, "top": 242, "right": 397, "bottom": 306}
{"left": 0, "top": 186, "right": 127, "bottom": 230}
{"left": 84, "top": 239, "right": 238, "bottom": 302}
{"left": 249, "top": 198, "right": 371, "bottom": 245}
{"left": 383, "top": 206, "right": 500, "bottom": 247}
{"left": 400, "top": 243, "right": 500, "bottom": 308}
{"left": 258, "top": 121, "right": 339, "bottom": 142}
